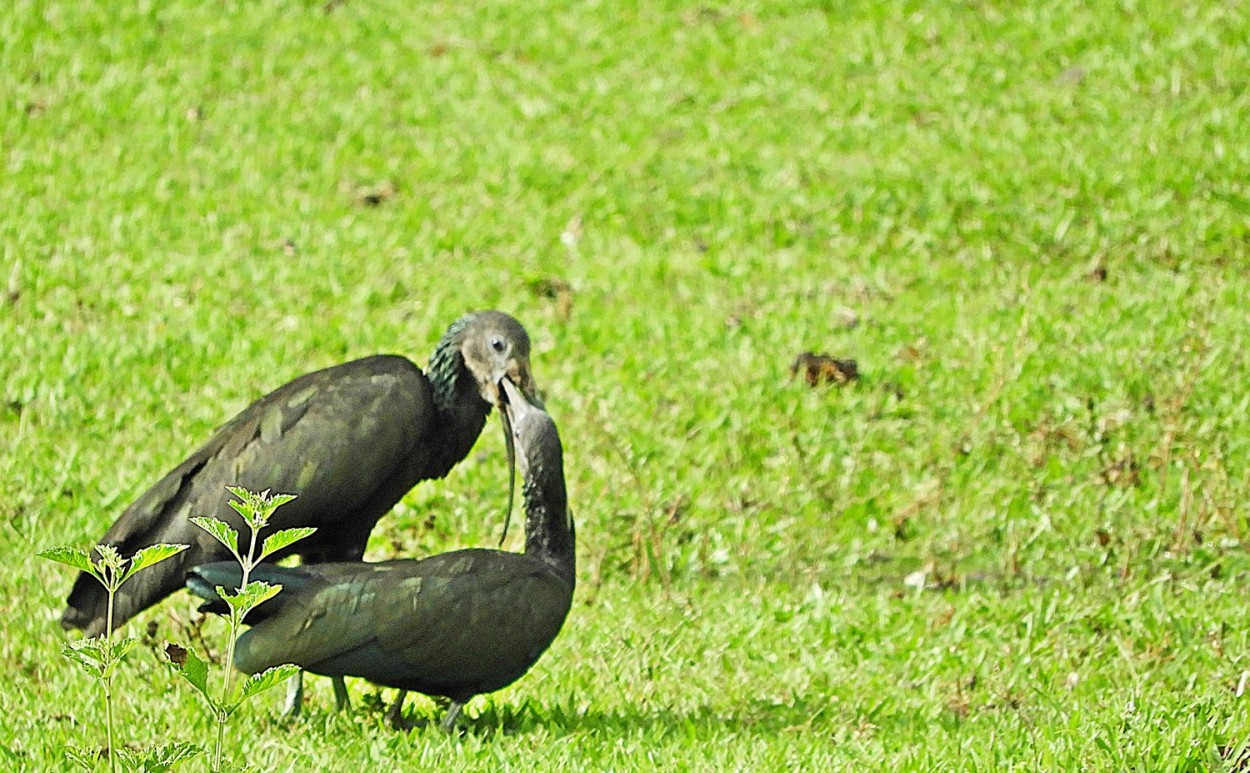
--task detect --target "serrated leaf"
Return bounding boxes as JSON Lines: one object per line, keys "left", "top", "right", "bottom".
{"left": 225, "top": 494, "right": 253, "bottom": 521}
{"left": 226, "top": 484, "right": 262, "bottom": 501}
{"left": 94, "top": 544, "right": 125, "bottom": 575}
{"left": 64, "top": 658, "right": 104, "bottom": 680}
{"left": 220, "top": 580, "right": 282, "bottom": 616}
{"left": 65, "top": 637, "right": 107, "bottom": 662}
{"left": 63, "top": 641, "right": 105, "bottom": 678}
{"left": 259, "top": 527, "right": 316, "bottom": 561}
{"left": 263, "top": 492, "right": 298, "bottom": 511}
{"left": 166, "top": 644, "right": 213, "bottom": 706}
{"left": 227, "top": 486, "right": 297, "bottom": 529}
{"left": 239, "top": 664, "right": 300, "bottom": 701}
{"left": 112, "top": 636, "right": 139, "bottom": 662}
{"left": 140, "top": 742, "right": 202, "bottom": 772}
{"left": 38, "top": 546, "right": 95, "bottom": 574}
{"left": 63, "top": 744, "right": 98, "bottom": 771}
{"left": 121, "top": 543, "right": 189, "bottom": 584}
{"left": 190, "top": 516, "right": 239, "bottom": 556}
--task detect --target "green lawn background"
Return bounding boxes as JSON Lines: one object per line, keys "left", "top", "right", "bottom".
{"left": 3, "top": 0, "right": 1250, "bottom": 769}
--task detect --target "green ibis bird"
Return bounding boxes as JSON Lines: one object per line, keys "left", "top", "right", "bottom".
{"left": 187, "top": 375, "right": 574, "bottom": 731}
{"left": 61, "top": 310, "right": 538, "bottom": 636}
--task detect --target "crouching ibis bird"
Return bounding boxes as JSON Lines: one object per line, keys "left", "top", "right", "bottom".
{"left": 59, "top": 310, "right": 540, "bottom": 711}
{"left": 187, "top": 375, "right": 574, "bottom": 731}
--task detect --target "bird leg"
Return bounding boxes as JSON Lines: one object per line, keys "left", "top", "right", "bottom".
{"left": 282, "top": 670, "right": 305, "bottom": 718}
{"left": 332, "top": 676, "right": 350, "bottom": 712}
{"left": 439, "top": 701, "right": 464, "bottom": 733}
{"left": 385, "top": 690, "right": 409, "bottom": 730}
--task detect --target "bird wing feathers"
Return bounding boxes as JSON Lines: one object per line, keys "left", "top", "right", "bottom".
{"left": 232, "top": 551, "right": 573, "bottom": 693}
{"left": 64, "top": 355, "right": 435, "bottom": 635}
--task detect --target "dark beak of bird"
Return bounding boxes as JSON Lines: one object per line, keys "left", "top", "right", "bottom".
{"left": 495, "top": 372, "right": 541, "bottom": 547}
{"left": 490, "top": 360, "right": 541, "bottom": 412}
{"left": 499, "top": 376, "right": 538, "bottom": 424}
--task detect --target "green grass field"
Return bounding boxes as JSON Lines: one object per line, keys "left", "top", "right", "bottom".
{"left": 4, "top": 0, "right": 1250, "bottom": 769}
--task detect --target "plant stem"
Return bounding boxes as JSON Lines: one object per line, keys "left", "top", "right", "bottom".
{"left": 104, "top": 569, "right": 117, "bottom": 773}
{"left": 210, "top": 605, "right": 244, "bottom": 772}
{"left": 210, "top": 515, "right": 262, "bottom": 771}
{"left": 212, "top": 708, "right": 226, "bottom": 773}
{"left": 102, "top": 678, "right": 115, "bottom": 773}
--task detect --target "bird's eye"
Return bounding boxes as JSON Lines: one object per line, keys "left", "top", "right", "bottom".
{"left": 491, "top": 338, "right": 506, "bottom": 353}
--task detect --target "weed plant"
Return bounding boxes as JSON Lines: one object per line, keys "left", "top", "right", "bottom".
{"left": 166, "top": 487, "right": 313, "bottom": 773}
{"left": 39, "top": 544, "right": 199, "bottom": 772}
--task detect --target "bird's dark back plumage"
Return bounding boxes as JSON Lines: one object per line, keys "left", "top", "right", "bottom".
{"left": 211, "top": 550, "right": 572, "bottom": 702}
{"left": 64, "top": 312, "right": 536, "bottom": 637}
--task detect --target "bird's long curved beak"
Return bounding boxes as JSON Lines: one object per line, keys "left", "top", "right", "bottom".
{"left": 495, "top": 373, "right": 540, "bottom": 548}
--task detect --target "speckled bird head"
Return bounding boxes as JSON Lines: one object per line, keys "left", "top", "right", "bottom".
{"left": 455, "top": 311, "right": 540, "bottom": 409}
{"left": 428, "top": 310, "right": 541, "bottom": 410}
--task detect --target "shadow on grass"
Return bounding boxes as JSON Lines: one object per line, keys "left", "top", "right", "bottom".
{"left": 277, "top": 686, "right": 1020, "bottom": 748}
{"left": 269, "top": 690, "right": 841, "bottom": 738}
{"left": 460, "top": 696, "right": 839, "bottom": 738}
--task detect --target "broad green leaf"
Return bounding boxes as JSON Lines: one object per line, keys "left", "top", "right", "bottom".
{"left": 190, "top": 516, "right": 239, "bottom": 556}
{"left": 111, "top": 636, "right": 139, "bottom": 663}
{"left": 66, "top": 637, "right": 107, "bottom": 661}
{"left": 63, "top": 641, "right": 105, "bottom": 679}
{"left": 225, "top": 491, "right": 255, "bottom": 522}
{"left": 259, "top": 527, "right": 316, "bottom": 561}
{"left": 140, "top": 742, "right": 202, "bottom": 772}
{"left": 64, "top": 659, "right": 103, "bottom": 680}
{"left": 261, "top": 492, "right": 298, "bottom": 514}
{"left": 239, "top": 664, "right": 300, "bottom": 700}
{"left": 166, "top": 644, "right": 213, "bottom": 707}
{"left": 121, "top": 543, "right": 190, "bottom": 584}
{"left": 37, "top": 546, "right": 95, "bottom": 574}
{"left": 220, "top": 580, "right": 282, "bottom": 616}
{"left": 226, "top": 484, "right": 262, "bottom": 501}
